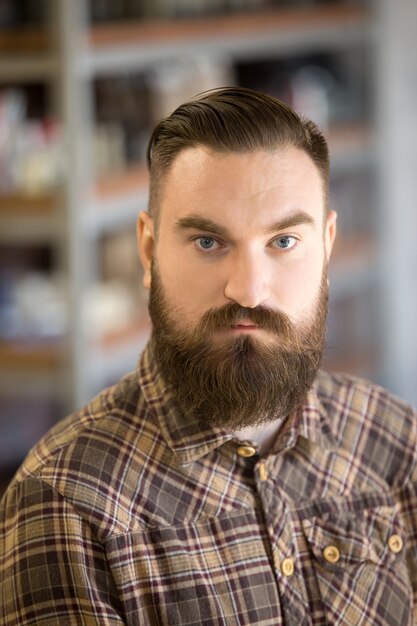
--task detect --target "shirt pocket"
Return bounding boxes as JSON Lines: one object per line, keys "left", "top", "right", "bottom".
{"left": 302, "top": 505, "right": 413, "bottom": 626}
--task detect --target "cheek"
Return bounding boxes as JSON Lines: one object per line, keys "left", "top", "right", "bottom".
{"left": 270, "top": 254, "right": 325, "bottom": 319}
{"left": 155, "top": 252, "right": 223, "bottom": 321}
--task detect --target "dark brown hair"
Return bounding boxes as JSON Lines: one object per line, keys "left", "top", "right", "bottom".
{"left": 147, "top": 86, "right": 329, "bottom": 219}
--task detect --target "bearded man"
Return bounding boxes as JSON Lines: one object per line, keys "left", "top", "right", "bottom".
{"left": 1, "top": 87, "right": 416, "bottom": 625}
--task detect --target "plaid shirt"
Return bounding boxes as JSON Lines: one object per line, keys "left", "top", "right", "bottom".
{"left": 1, "top": 342, "right": 417, "bottom": 625}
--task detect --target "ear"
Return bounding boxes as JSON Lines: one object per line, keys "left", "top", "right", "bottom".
{"left": 137, "top": 211, "right": 154, "bottom": 290}
{"left": 324, "top": 210, "right": 337, "bottom": 262}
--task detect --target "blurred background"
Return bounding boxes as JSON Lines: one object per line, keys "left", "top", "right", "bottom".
{"left": 0, "top": 0, "right": 416, "bottom": 492}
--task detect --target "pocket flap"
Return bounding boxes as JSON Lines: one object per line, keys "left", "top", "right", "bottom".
{"left": 302, "top": 506, "right": 405, "bottom": 569}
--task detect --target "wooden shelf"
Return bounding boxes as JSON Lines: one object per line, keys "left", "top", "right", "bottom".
{"left": 327, "top": 123, "right": 373, "bottom": 158}
{"left": 82, "top": 4, "right": 371, "bottom": 76}
{"left": 332, "top": 234, "right": 375, "bottom": 266}
{"left": 93, "top": 164, "right": 149, "bottom": 200}
{"left": 0, "top": 57, "right": 57, "bottom": 81}
{"left": 0, "top": 28, "right": 50, "bottom": 53}
{"left": 93, "top": 317, "right": 150, "bottom": 348}
{"left": 89, "top": 5, "right": 369, "bottom": 48}
{"left": 87, "top": 319, "right": 150, "bottom": 392}
{"left": 0, "top": 324, "right": 147, "bottom": 371}
{"left": 0, "top": 191, "right": 60, "bottom": 215}
{"left": 0, "top": 341, "right": 63, "bottom": 369}
{"left": 84, "top": 164, "right": 148, "bottom": 234}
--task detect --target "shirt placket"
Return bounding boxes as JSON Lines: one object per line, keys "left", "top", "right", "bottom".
{"left": 236, "top": 441, "right": 312, "bottom": 626}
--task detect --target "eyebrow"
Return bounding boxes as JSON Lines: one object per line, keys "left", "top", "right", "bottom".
{"left": 174, "top": 211, "right": 315, "bottom": 238}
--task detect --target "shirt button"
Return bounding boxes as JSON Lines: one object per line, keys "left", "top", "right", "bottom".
{"left": 258, "top": 463, "right": 268, "bottom": 481}
{"left": 236, "top": 444, "right": 257, "bottom": 458}
{"left": 323, "top": 545, "right": 340, "bottom": 564}
{"left": 388, "top": 534, "right": 403, "bottom": 553}
{"left": 281, "top": 558, "right": 295, "bottom": 577}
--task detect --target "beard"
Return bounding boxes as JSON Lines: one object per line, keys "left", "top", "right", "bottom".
{"left": 148, "top": 261, "right": 328, "bottom": 430}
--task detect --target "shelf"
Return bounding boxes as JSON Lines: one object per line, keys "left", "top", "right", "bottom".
{"left": 0, "top": 191, "right": 60, "bottom": 214}
{"left": 327, "top": 123, "right": 375, "bottom": 172}
{"left": 332, "top": 234, "right": 375, "bottom": 265}
{"left": 89, "top": 5, "right": 369, "bottom": 47}
{"left": 87, "top": 319, "right": 150, "bottom": 394}
{"left": 0, "top": 319, "right": 150, "bottom": 403}
{"left": 0, "top": 27, "right": 56, "bottom": 80}
{"left": 0, "top": 340, "right": 64, "bottom": 370}
{"left": 0, "top": 56, "right": 57, "bottom": 81}
{"left": 85, "top": 164, "right": 148, "bottom": 234}
{"left": 82, "top": 5, "right": 372, "bottom": 76}
{"left": 92, "top": 317, "right": 150, "bottom": 348}
{"left": 330, "top": 235, "right": 377, "bottom": 298}
{"left": 0, "top": 214, "right": 63, "bottom": 244}
{"left": 0, "top": 192, "right": 63, "bottom": 242}
{"left": 0, "top": 368, "right": 67, "bottom": 399}
{"left": 0, "top": 28, "right": 50, "bottom": 53}
{"left": 94, "top": 164, "right": 149, "bottom": 200}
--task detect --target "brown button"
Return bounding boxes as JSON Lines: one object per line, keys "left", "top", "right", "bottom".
{"left": 236, "top": 444, "right": 257, "bottom": 458}
{"left": 323, "top": 545, "right": 340, "bottom": 564}
{"left": 281, "top": 558, "right": 295, "bottom": 577}
{"left": 388, "top": 534, "right": 403, "bottom": 553}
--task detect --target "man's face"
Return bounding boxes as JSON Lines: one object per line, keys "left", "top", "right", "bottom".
{"left": 138, "top": 146, "right": 337, "bottom": 428}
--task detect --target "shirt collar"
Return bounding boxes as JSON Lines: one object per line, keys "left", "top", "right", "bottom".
{"left": 278, "top": 378, "right": 339, "bottom": 453}
{"left": 138, "top": 342, "right": 338, "bottom": 465}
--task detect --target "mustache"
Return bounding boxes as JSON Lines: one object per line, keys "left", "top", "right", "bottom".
{"left": 197, "top": 302, "right": 295, "bottom": 335}
{"left": 189, "top": 301, "right": 326, "bottom": 354}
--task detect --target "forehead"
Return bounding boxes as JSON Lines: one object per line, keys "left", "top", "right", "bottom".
{"left": 158, "top": 146, "right": 325, "bottom": 229}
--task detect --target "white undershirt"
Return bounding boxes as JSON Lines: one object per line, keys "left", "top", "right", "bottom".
{"left": 233, "top": 418, "right": 284, "bottom": 456}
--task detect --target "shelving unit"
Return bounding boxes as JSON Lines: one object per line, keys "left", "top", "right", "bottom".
{"left": 1, "top": 0, "right": 415, "bottom": 480}
{"left": 83, "top": 5, "right": 370, "bottom": 74}
{"left": 58, "top": 1, "right": 379, "bottom": 404}
{"left": 374, "top": 0, "right": 417, "bottom": 404}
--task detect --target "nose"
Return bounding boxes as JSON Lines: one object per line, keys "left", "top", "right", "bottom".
{"left": 224, "top": 250, "right": 270, "bottom": 308}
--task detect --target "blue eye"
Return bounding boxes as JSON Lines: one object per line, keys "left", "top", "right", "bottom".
{"left": 274, "top": 235, "right": 297, "bottom": 250}
{"left": 196, "top": 237, "right": 217, "bottom": 250}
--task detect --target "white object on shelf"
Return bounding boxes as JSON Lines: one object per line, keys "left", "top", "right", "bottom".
{"left": 148, "top": 54, "right": 235, "bottom": 121}
{"left": 81, "top": 281, "right": 138, "bottom": 338}
{"left": 2, "top": 272, "right": 68, "bottom": 340}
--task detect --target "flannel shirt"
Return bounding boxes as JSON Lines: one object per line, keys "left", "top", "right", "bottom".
{"left": 1, "top": 342, "right": 417, "bottom": 625}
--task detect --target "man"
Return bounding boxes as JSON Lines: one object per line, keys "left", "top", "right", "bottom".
{"left": 1, "top": 87, "right": 416, "bottom": 625}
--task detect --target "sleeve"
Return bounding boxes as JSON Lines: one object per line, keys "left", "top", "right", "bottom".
{"left": 0, "top": 476, "right": 126, "bottom": 625}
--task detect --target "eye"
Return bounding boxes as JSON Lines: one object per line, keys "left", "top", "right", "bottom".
{"left": 194, "top": 236, "right": 220, "bottom": 251}
{"left": 272, "top": 235, "right": 298, "bottom": 250}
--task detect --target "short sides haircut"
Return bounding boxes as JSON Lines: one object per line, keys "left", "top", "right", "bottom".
{"left": 146, "top": 86, "right": 330, "bottom": 220}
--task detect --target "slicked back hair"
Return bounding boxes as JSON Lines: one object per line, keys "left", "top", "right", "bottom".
{"left": 146, "top": 87, "right": 330, "bottom": 224}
